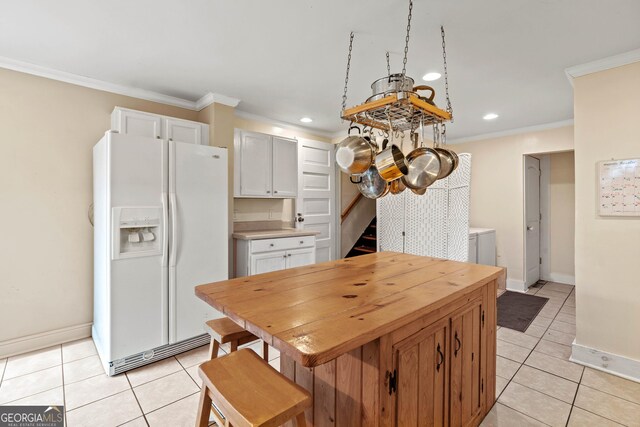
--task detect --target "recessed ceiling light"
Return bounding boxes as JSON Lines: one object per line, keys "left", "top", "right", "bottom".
{"left": 483, "top": 113, "right": 499, "bottom": 120}
{"left": 422, "top": 72, "right": 441, "bottom": 81}
{"left": 300, "top": 117, "right": 313, "bottom": 123}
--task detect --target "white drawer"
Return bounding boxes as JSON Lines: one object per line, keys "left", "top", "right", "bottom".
{"left": 250, "top": 236, "right": 315, "bottom": 253}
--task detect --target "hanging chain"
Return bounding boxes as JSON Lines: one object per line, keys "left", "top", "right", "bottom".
{"left": 386, "top": 51, "right": 391, "bottom": 77}
{"left": 441, "top": 26, "right": 453, "bottom": 119}
{"left": 441, "top": 123, "right": 447, "bottom": 146}
{"left": 401, "top": 0, "right": 413, "bottom": 77}
{"left": 341, "top": 32, "right": 355, "bottom": 114}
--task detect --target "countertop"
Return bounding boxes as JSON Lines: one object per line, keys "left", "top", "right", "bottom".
{"left": 196, "top": 251, "right": 505, "bottom": 367}
{"left": 232, "top": 228, "right": 320, "bottom": 240}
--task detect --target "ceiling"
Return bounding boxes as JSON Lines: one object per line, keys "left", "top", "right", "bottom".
{"left": 1, "top": 0, "right": 639, "bottom": 140}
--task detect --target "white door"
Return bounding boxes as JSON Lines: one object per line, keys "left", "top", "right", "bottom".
{"left": 165, "top": 118, "right": 203, "bottom": 145}
{"left": 525, "top": 156, "right": 541, "bottom": 287}
{"left": 296, "top": 139, "right": 337, "bottom": 262}
{"left": 272, "top": 137, "right": 298, "bottom": 197}
{"left": 238, "top": 132, "right": 272, "bottom": 197}
{"left": 113, "top": 109, "right": 162, "bottom": 139}
{"left": 286, "top": 248, "right": 316, "bottom": 269}
{"left": 252, "top": 251, "right": 287, "bottom": 274}
{"left": 169, "top": 141, "right": 227, "bottom": 344}
{"left": 107, "top": 134, "right": 168, "bottom": 359}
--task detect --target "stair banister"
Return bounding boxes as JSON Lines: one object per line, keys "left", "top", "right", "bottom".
{"left": 341, "top": 193, "right": 364, "bottom": 223}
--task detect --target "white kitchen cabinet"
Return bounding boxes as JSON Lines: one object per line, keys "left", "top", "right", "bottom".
{"left": 238, "top": 131, "right": 272, "bottom": 196}
{"left": 234, "top": 130, "right": 298, "bottom": 198}
{"left": 165, "top": 117, "right": 208, "bottom": 145}
{"left": 111, "top": 108, "right": 162, "bottom": 139}
{"left": 111, "top": 107, "right": 209, "bottom": 145}
{"left": 251, "top": 251, "right": 287, "bottom": 274}
{"left": 235, "top": 235, "right": 316, "bottom": 277}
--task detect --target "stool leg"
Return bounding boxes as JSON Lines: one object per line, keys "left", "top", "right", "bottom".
{"left": 262, "top": 341, "right": 269, "bottom": 361}
{"left": 230, "top": 340, "right": 238, "bottom": 353}
{"left": 209, "top": 339, "right": 220, "bottom": 359}
{"left": 196, "top": 386, "right": 213, "bottom": 427}
{"left": 295, "top": 413, "right": 307, "bottom": 427}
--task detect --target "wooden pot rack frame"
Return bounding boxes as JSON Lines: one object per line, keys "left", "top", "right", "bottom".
{"left": 341, "top": 91, "right": 452, "bottom": 132}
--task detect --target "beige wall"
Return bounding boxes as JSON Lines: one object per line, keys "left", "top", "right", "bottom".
{"left": 232, "top": 116, "right": 331, "bottom": 226}
{"left": 454, "top": 126, "right": 574, "bottom": 288}
{"left": 548, "top": 151, "right": 575, "bottom": 280}
{"left": 0, "top": 68, "right": 201, "bottom": 350}
{"left": 574, "top": 62, "right": 640, "bottom": 362}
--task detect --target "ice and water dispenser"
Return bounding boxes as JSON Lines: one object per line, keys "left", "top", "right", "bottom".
{"left": 112, "top": 207, "right": 162, "bottom": 259}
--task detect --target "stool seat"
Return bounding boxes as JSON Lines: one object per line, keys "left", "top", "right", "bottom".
{"left": 197, "top": 349, "right": 311, "bottom": 427}
{"left": 205, "top": 318, "right": 257, "bottom": 344}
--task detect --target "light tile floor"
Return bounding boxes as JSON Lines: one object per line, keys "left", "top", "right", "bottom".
{"left": 482, "top": 281, "right": 640, "bottom": 427}
{"left": 0, "top": 338, "right": 279, "bottom": 426}
{"left": 1, "top": 281, "right": 639, "bottom": 426}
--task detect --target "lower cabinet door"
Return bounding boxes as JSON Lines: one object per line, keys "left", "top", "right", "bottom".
{"left": 251, "top": 251, "right": 287, "bottom": 275}
{"left": 393, "top": 318, "right": 448, "bottom": 426}
{"left": 285, "top": 247, "right": 315, "bottom": 269}
{"left": 450, "top": 298, "right": 484, "bottom": 427}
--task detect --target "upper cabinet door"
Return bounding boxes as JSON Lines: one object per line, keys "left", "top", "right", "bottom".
{"left": 165, "top": 118, "right": 205, "bottom": 145}
{"left": 272, "top": 137, "right": 298, "bottom": 198}
{"left": 238, "top": 132, "right": 272, "bottom": 197}
{"left": 112, "top": 108, "right": 162, "bottom": 139}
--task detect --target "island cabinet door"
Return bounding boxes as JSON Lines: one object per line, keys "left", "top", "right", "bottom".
{"left": 449, "top": 297, "right": 485, "bottom": 427}
{"left": 384, "top": 318, "right": 449, "bottom": 426}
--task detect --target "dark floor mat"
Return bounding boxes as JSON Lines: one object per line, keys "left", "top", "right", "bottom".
{"left": 497, "top": 291, "right": 549, "bottom": 332}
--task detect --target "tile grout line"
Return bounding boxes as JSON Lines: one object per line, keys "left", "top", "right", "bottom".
{"left": 564, "top": 367, "right": 585, "bottom": 427}
{"left": 578, "top": 382, "right": 640, "bottom": 407}
{"left": 125, "top": 373, "right": 151, "bottom": 427}
{"left": 60, "top": 345, "right": 67, "bottom": 427}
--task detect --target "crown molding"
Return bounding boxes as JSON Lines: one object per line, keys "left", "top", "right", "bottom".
{"left": 234, "top": 110, "right": 335, "bottom": 139}
{"left": 565, "top": 49, "right": 640, "bottom": 86}
{"left": 0, "top": 55, "right": 239, "bottom": 111}
{"left": 196, "top": 92, "right": 240, "bottom": 110}
{"left": 448, "top": 119, "right": 574, "bottom": 145}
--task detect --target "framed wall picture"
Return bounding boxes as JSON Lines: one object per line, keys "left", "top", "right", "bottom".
{"left": 598, "top": 158, "right": 640, "bottom": 216}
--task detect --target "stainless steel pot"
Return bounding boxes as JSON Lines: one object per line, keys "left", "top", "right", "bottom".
{"left": 402, "top": 147, "right": 441, "bottom": 189}
{"left": 371, "top": 73, "right": 415, "bottom": 96}
{"left": 355, "top": 165, "right": 389, "bottom": 199}
{"left": 389, "top": 178, "right": 406, "bottom": 194}
{"left": 336, "top": 126, "right": 375, "bottom": 175}
{"left": 434, "top": 147, "right": 455, "bottom": 179}
{"left": 410, "top": 187, "right": 427, "bottom": 195}
{"left": 375, "top": 145, "right": 408, "bottom": 182}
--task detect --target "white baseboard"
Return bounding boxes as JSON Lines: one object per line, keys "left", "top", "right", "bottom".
{"left": 506, "top": 278, "right": 527, "bottom": 293}
{"left": 547, "top": 273, "right": 575, "bottom": 286}
{"left": 571, "top": 341, "right": 640, "bottom": 382}
{"left": 0, "top": 323, "right": 92, "bottom": 359}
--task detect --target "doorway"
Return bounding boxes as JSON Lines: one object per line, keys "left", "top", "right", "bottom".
{"left": 524, "top": 151, "right": 576, "bottom": 290}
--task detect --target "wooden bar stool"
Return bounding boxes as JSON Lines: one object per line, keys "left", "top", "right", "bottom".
{"left": 196, "top": 348, "right": 311, "bottom": 427}
{"left": 205, "top": 318, "right": 268, "bottom": 361}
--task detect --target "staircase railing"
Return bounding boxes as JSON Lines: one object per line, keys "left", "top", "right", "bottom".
{"left": 341, "top": 193, "right": 364, "bottom": 223}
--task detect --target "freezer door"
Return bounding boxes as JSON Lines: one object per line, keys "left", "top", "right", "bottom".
{"left": 107, "top": 133, "right": 169, "bottom": 360}
{"left": 169, "top": 141, "right": 227, "bottom": 343}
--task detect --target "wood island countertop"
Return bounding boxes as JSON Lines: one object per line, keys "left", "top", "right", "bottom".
{"left": 196, "top": 251, "right": 505, "bottom": 368}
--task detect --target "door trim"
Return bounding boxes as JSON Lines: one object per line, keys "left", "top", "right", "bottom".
{"left": 523, "top": 155, "right": 541, "bottom": 289}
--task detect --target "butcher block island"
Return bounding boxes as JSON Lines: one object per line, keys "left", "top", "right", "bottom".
{"left": 195, "top": 252, "right": 505, "bottom": 426}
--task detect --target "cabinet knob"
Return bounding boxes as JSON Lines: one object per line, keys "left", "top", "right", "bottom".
{"left": 270, "top": 243, "right": 274, "bottom": 247}
{"left": 266, "top": 190, "right": 271, "bottom": 194}
{"left": 299, "top": 241, "right": 304, "bottom": 244}
{"left": 169, "top": 138, "right": 173, "bottom": 141}
{"left": 274, "top": 190, "right": 278, "bottom": 194}
{"left": 288, "top": 254, "right": 291, "bottom": 257}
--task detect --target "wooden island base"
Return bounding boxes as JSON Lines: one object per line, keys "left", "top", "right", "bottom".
{"left": 280, "top": 280, "right": 497, "bottom": 427}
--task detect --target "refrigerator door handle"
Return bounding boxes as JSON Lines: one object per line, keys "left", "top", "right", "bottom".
{"left": 169, "top": 192, "right": 178, "bottom": 267}
{"left": 161, "top": 193, "right": 169, "bottom": 267}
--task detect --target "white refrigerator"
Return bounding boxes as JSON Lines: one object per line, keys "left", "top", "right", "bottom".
{"left": 93, "top": 131, "right": 227, "bottom": 375}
